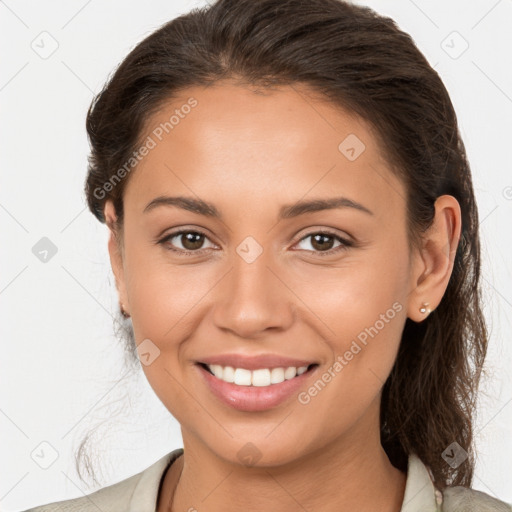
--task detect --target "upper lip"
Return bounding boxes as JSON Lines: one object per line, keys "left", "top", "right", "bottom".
{"left": 198, "top": 354, "right": 316, "bottom": 370}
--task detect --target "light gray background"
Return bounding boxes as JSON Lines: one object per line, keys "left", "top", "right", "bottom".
{"left": 1, "top": 1, "right": 511, "bottom": 510}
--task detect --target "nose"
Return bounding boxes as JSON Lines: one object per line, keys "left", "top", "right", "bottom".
{"left": 212, "top": 248, "right": 295, "bottom": 339}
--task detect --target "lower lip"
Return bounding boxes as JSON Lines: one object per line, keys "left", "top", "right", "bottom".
{"left": 196, "top": 364, "right": 318, "bottom": 412}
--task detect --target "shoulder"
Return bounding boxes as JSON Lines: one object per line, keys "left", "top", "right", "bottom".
{"left": 403, "top": 453, "right": 511, "bottom": 512}
{"left": 20, "top": 449, "right": 183, "bottom": 512}
{"left": 441, "top": 486, "right": 512, "bottom": 512}
{"left": 21, "top": 471, "right": 142, "bottom": 512}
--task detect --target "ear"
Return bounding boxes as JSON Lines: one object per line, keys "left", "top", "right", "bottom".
{"left": 104, "top": 199, "right": 130, "bottom": 316}
{"left": 407, "top": 195, "right": 462, "bottom": 322}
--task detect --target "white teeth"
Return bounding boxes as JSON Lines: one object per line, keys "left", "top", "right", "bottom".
{"left": 210, "top": 364, "right": 223, "bottom": 379}
{"left": 205, "top": 364, "right": 311, "bottom": 386}
{"left": 252, "top": 369, "right": 271, "bottom": 387}
{"left": 234, "top": 368, "right": 252, "bottom": 386}
{"left": 223, "top": 366, "right": 235, "bottom": 383}
{"left": 270, "top": 367, "right": 285, "bottom": 384}
{"left": 284, "top": 366, "right": 297, "bottom": 380}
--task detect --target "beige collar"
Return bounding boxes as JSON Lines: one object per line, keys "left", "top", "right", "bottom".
{"left": 400, "top": 453, "right": 443, "bottom": 511}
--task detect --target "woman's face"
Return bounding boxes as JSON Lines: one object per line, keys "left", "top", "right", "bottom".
{"left": 106, "top": 81, "right": 419, "bottom": 466}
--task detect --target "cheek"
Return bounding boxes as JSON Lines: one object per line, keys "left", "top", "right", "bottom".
{"left": 128, "top": 266, "right": 216, "bottom": 348}
{"left": 294, "top": 237, "right": 410, "bottom": 395}
{"left": 299, "top": 239, "right": 410, "bottom": 342}
{"left": 291, "top": 258, "right": 409, "bottom": 444}
{"left": 123, "top": 253, "right": 215, "bottom": 420}
{"left": 122, "top": 229, "right": 215, "bottom": 337}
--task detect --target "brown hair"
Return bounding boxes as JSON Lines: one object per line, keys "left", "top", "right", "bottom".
{"left": 81, "top": 0, "right": 487, "bottom": 489}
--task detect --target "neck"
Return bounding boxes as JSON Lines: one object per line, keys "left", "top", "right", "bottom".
{"left": 158, "top": 429, "right": 406, "bottom": 512}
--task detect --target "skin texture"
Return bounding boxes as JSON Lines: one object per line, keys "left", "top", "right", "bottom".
{"left": 103, "top": 81, "right": 461, "bottom": 512}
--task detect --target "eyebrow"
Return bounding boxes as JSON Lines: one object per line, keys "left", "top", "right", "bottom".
{"left": 143, "top": 195, "right": 374, "bottom": 218}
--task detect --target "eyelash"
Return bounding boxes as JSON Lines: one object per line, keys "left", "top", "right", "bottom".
{"left": 157, "top": 229, "right": 354, "bottom": 257}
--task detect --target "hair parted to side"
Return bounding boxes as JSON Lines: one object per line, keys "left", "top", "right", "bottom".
{"left": 81, "top": 0, "right": 487, "bottom": 489}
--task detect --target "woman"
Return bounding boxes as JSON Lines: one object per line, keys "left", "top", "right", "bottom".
{"left": 23, "top": 0, "right": 511, "bottom": 510}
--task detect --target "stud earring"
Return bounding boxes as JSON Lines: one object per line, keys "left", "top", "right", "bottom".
{"left": 120, "top": 303, "right": 130, "bottom": 318}
{"left": 419, "top": 302, "right": 431, "bottom": 315}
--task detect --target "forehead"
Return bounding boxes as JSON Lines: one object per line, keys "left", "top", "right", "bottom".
{"left": 123, "top": 81, "right": 405, "bottom": 220}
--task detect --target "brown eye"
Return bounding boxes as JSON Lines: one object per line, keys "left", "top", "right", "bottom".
{"left": 310, "top": 233, "right": 336, "bottom": 251}
{"left": 178, "top": 232, "right": 205, "bottom": 250}
{"left": 159, "top": 230, "right": 216, "bottom": 255}
{"left": 295, "top": 231, "right": 353, "bottom": 256}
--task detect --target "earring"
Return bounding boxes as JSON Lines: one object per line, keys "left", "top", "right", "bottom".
{"left": 419, "top": 302, "right": 431, "bottom": 315}
{"left": 120, "top": 303, "right": 130, "bottom": 318}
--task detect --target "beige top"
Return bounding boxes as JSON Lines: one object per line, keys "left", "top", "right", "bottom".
{"left": 22, "top": 448, "right": 511, "bottom": 511}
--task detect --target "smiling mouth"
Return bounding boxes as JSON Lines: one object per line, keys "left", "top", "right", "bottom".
{"left": 198, "top": 362, "right": 319, "bottom": 387}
